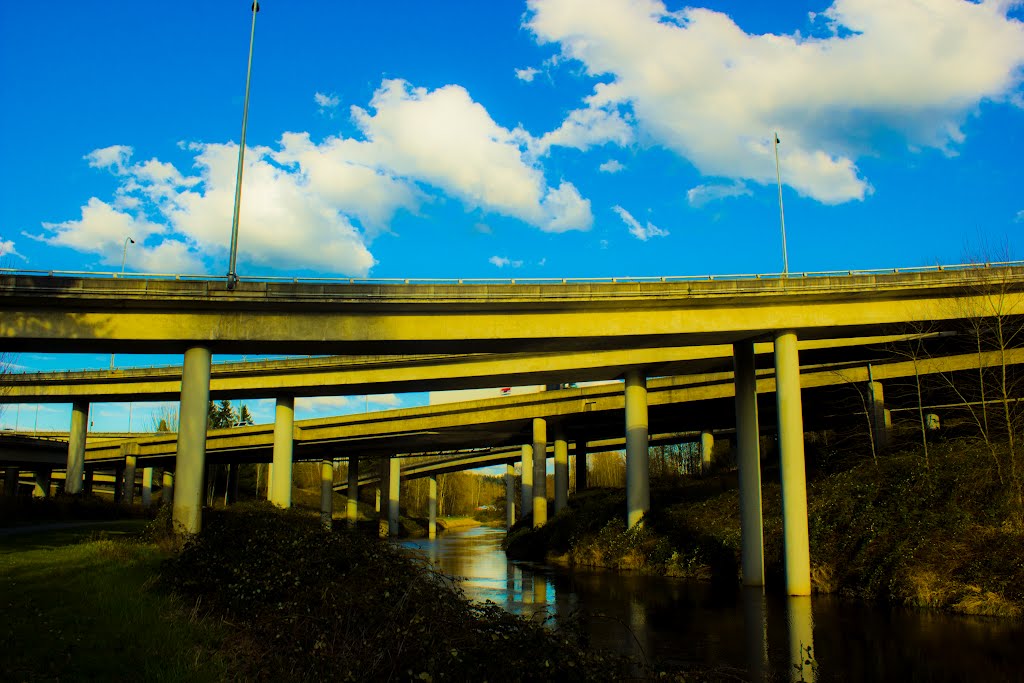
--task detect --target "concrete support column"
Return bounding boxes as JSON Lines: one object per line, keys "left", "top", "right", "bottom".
{"left": 574, "top": 441, "right": 587, "bottom": 493}
{"left": 173, "top": 346, "right": 211, "bottom": 535}
{"left": 65, "top": 401, "right": 89, "bottom": 494}
{"left": 388, "top": 456, "right": 400, "bottom": 537}
{"left": 428, "top": 474, "right": 438, "bottom": 539}
{"left": 505, "top": 464, "right": 515, "bottom": 529}
{"left": 625, "top": 369, "right": 650, "bottom": 529}
{"left": 868, "top": 380, "right": 890, "bottom": 451}
{"left": 531, "top": 418, "right": 548, "bottom": 527}
{"left": 377, "top": 457, "right": 389, "bottom": 538}
{"left": 32, "top": 468, "right": 52, "bottom": 498}
{"left": 4, "top": 468, "right": 19, "bottom": 497}
{"left": 774, "top": 330, "right": 812, "bottom": 596}
{"left": 141, "top": 468, "right": 154, "bottom": 508}
{"left": 224, "top": 463, "right": 239, "bottom": 505}
{"left": 266, "top": 463, "right": 274, "bottom": 501}
{"left": 700, "top": 430, "right": 715, "bottom": 474}
{"left": 553, "top": 428, "right": 569, "bottom": 514}
{"left": 346, "top": 456, "right": 359, "bottom": 527}
{"left": 161, "top": 470, "right": 173, "bottom": 504}
{"left": 734, "top": 339, "right": 765, "bottom": 587}
{"left": 270, "top": 398, "right": 295, "bottom": 509}
{"left": 113, "top": 467, "right": 124, "bottom": 504}
{"left": 83, "top": 469, "right": 94, "bottom": 495}
{"left": 520, "top": 444, "right": 533, "bottom": 521}
{"left": 320, "top": 459, "right": 333, "bottom": 530}
{"left": 123, "top": 455, "right": 137, "bottom": 505}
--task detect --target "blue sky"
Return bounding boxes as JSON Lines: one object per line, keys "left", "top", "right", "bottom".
{"left": 2, "top": 0, "right": 1023, "bottom": 431}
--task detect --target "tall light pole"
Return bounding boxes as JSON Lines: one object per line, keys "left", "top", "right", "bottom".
{"left": 773, "top": 132, "right": 789, "bottom": 275}
{"left": 227, "top": 1, "right": 260, "bottom": 290}
{"left": 111, "top": 236, "right": 135, "bottom": 371}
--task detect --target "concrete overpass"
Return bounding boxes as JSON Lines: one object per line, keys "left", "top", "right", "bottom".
{"left": 3, "top": 264, "right": 1022, "bottom": 597}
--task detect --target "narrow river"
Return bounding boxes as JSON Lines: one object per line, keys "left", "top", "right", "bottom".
{"left": 403, "top": 526, "right": 1022, "bottom": 681}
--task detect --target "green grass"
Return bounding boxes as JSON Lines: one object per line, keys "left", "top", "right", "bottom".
{"left": 0, "top": 521, "right": 231, "bottom": 682}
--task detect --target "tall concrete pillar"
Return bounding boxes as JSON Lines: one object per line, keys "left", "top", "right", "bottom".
{"left": 428, "top": 474, "right": 438, "bottom": 539}
{"left": 4, "top": 467, "right": 19, "bottom": 497}
{"left": 625, "top": 369, "right": 650, "bottom": 529}
{"left": 320, "top": 459, "right": 333, "bottom": 530}
{"left": 734, "top": 339, "right": 765, "bottom": 587}
{"left": 531, "top": 418, "right": 547, "bottom": 527}
{"left": 574, "top": 441, "right": 587, "bottom": 493}
{"left": 377, "top": 457, "right": 389, "bottom": 539}
{"left": 32, "top": 468, "right": 52, "bottom": 498}
{"left": 141, "top": 467, "right": 154, "bottom": 508}
{"left": 65, "top": 401, "right": 89, "bottom": 494}
{"left": 271, "top": 397, "right": 294, "bottom": 508}
{"left": 161, "top": 470, "right": 173, "bottom": 504}
{"left": 505, "top": 464, "right": 515, "bottom": 529}
{"left": 553, "top": 428, "right": 569, "bottom": 514}
{"left": 388, "top": 456, "right": 400, "bottom": 537}
{"left": 83, "top": 469, "right": 94, "bottom": 495}
{"left": 266, "top": 463, "right": 274, "bottom": 501}
{"left": 113, "top": 466, "right": 124, "bottom": 504}
{"left": 123, "top": 455, "right": 137, "bottom": 505}
{"left": 700, "top": 430, "right": 715, "bottom": 474}
{"left": 868, "top": 380, "right": 889, "bottom": 451}
{"left": 173, "top": 346, "right": 211, "bottom": 535}
{"left": 347, "top": 456, "right": 359, "bottom": 527}
{"left": 225, "top": 463, "right": 240, "bottom": 505}
{"left": 520, "top": 444, "right": 533, "bottom": 521}
{"left": 775, "top": 330, "right": 812, "bottom": 596}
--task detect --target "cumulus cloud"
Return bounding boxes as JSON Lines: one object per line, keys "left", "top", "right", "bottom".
{"left": 0, "top": 239, "right": 24, "bottom": 261}
{"left": 367, "top": 393, "right": 401, "bottom": 407}
{"left": 296, "top": 396, "right": 352, "bottom": 412}
{"left": 612, "top": 205, "right": 668, "bottom": 241}
{"left": 527, "top": 0, "right": 1024, "bottom": 204}
{"left": 687, "top": 180, "right": 752, "bottom": 207}
{"left": 599, "top": 159, "right": 625, "bottom": 173}
{"left": 314, "top": 91, "right": 340, "bottom": 110}
{"left": 489, "top": 255, "right": 523, "bottom": 268}
{"left": 515, "top": 67, "right": 541, "bottom": 82}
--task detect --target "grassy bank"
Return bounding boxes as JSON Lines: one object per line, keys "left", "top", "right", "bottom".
{"left": 505, "top": 437, "right": 1024, "bottom": 617}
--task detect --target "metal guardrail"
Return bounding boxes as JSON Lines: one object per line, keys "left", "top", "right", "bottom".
{"left": 1, "top": 260, "right": 1023, "bottom": 286}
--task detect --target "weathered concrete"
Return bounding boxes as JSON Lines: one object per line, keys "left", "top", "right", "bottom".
{"left": 64, "top": 401, "right": 88, "bottom": 494}
{"left": 271, "top": 397, "right": 294, "bottom": 508}
{"left": 868, "top": 380, "right": 889, "bottom": 450}
{"left": 734, "top": 340, "right": 764, "bottom": 587}
{"left": 266, "top": 463, "right": 274, "bottom": 501}
{"left": 141, "top": 467, "right": 153, "bottom": 507}
{"left": 531, "top": 418, "right": 547, "bottom": 528}
{"left": 123, "top": 455, "right": 137, "bottom": 504}
{"left": 625, "top": 370, "right": 650, "bottom": 529}
{"left": 347, "top": 456, "right": 359, "bottom": 526}
{"left": 505, "top": 464, "right": 515, "bottom": 529}
{"left": 225, "top": 463, "right": 239, "bottom": 505}
{"left": 320, "top": 459, "right": 333, "bottom": 530}
{"left": 553, "top": 428, "right": 569, "bottom": 514}
{"left": 700, "top": 430, "right": 714, "bottom": 473}
{"left": 775, "top": 330, "right": 811, "bottom": 596}
{"left": 173, "top": 346, "right": 211, "bottom": 534}
{"left": 113, "top": 466, "right": 124, "bottom": 504}
{"left": 428, "top": 475, "right": 438, "bottom": 540}
{"left": 161, "top": 469, "right": 173, "bottom": 504}
{"left": 377, "top": 457, "right": 388, "bottom": 538}
{"left": 83, "top": 469, "right": 94, "bottom": 495}
{"left": 388, "top": 457, "right": 400, "bottom": 537}
{"left": 574, "top": 441, "right": 587, "bottom": 492}
{"left": 32, "top": 467, "right": 51, "bottom": 498}
{"left": 520, "top": 444, "right": 533, "bottom": 521}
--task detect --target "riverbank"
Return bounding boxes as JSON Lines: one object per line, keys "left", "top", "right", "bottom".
{"left": 504, "top": 436, "right": 1024, "bottom": 617}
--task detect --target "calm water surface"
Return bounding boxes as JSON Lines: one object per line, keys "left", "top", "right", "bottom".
{"left": 403, "top": 526, "right": 1023, "bottom": 681}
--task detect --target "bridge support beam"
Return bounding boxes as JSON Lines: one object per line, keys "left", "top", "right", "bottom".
{"left": 4, "top": 467, "right": 18, "bottom": 497}
{"left": 320, "top": 459, "right": 333, "bottom": 530}
{"left": 625, "top": 370, "right": 650, "bottom": 528}
{"left": 734, "top": 340, "right": 765, "bottom": 587}
{"left": 32, "top": 468, "right": 52, "bottom": 498}
{"left": 505, "top": 464, "right": 515, "bottom": 529}
{"left": 173, "top": 346, "right": 211, "bottom": 535}
{"left": 83, "top": 469, "right": 94, "bottom": 495}
{"left": 520, "top": 444, "right": 533, "bottom": 521}
{"left": 113, "top": 466, "right": 124, "bottom": 504}
{"left": 388, "top": 456, "right": 400, "bottom": 537}
{"left": 868, "top": 380, "right": 890, "bottom": 451}
{"left": 428, "top": 475, "right": 438, "bottom": 539}
{"left": 701, "top": 430, "right": 714, "bottom": 474}
{"left": 553, "top": 428, "right": 569, "bottom": 514}
{"left": 271, "top": 397, "right": 294, "bottom": 509}
{"left": 64, "top": 401, "right": 88, "bottom": 494}
{"left": 377, "top": 458, "right": 389, "bottom": 538}
{"left": 141, "top": 467, "right": 153, "bottom": 508}
{"left": 123, "top": 455, "right": 137, "bottom": 505}
{"left": 225, "top": 464, "right": 239, "bottom": 506}
{"left": 161, "top": 470, "right": 173, "bottom": 504}
{"left": 347, "top": 456, "right": 359, "bottom": 527}
{"left": 574, "top": 441, "right": 587, "bottom": 493}
{"left": 532, "top": 418, "right": 547, "bottom": 527}
{"left": 775, "top": 330, "right": 812, "bottom": 596}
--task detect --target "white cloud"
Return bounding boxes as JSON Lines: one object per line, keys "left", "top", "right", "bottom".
{"left": 1015, "top": 209, "right": 1024, "bottom": 223}
{"left": 296, "top": 396, "right": 352, "bottom": 411}
{"left": 367, "top": 393, "right": 401, "bottom": 407}
{"left": 489, "top": 255, "right": 523, "bottom": 268}
{"left": 612, "top": 205, "right": 668, "bottom": 241}
{"left": 527, "top": 0, "right": 1024, "bottom": 204}
{"left": 85, "top": 145, "right": 132, "bottom": 173}
{"left": 515, "top": 67, "right": 541, "bottom": 82}
{"left": 0, "top": 239, "right": 23, "bottom": 262}
{"left": 599, "top": 159, "right": 625, "bottom": 173}
{"left": 535, "top": 87, "right": 633, "bottom": 154}
{"left": 314, "top": 91, "right": 340, "bottom": 110}
{"left": 687, "top": 180, "right": 753, "bottom": 207}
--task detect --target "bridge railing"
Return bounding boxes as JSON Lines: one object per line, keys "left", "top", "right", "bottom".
{"left": 2, "top": 260, "right": 1023, "bottom": 287}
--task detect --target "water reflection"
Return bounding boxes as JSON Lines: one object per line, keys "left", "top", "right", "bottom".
{"left": 403, "top": 527, "right": 1023, "bottom": 681}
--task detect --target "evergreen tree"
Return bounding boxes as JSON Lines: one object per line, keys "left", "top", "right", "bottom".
{"left": 208, "top": 400, "right": 237, "bottom": 429}
{"left": 239, "top": 405, "right": 254, "bottom": 426}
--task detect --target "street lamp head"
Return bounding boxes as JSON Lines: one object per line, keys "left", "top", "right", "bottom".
{"left": 128, "top": 237, "right": 135, "bottom": 244}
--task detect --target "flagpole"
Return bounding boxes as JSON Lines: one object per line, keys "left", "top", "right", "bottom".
{"left": 227, "top": 1, "right": 260, "bottom": 290}
{"left": 774, "top": 131, "right": 788, "bottom": 276}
